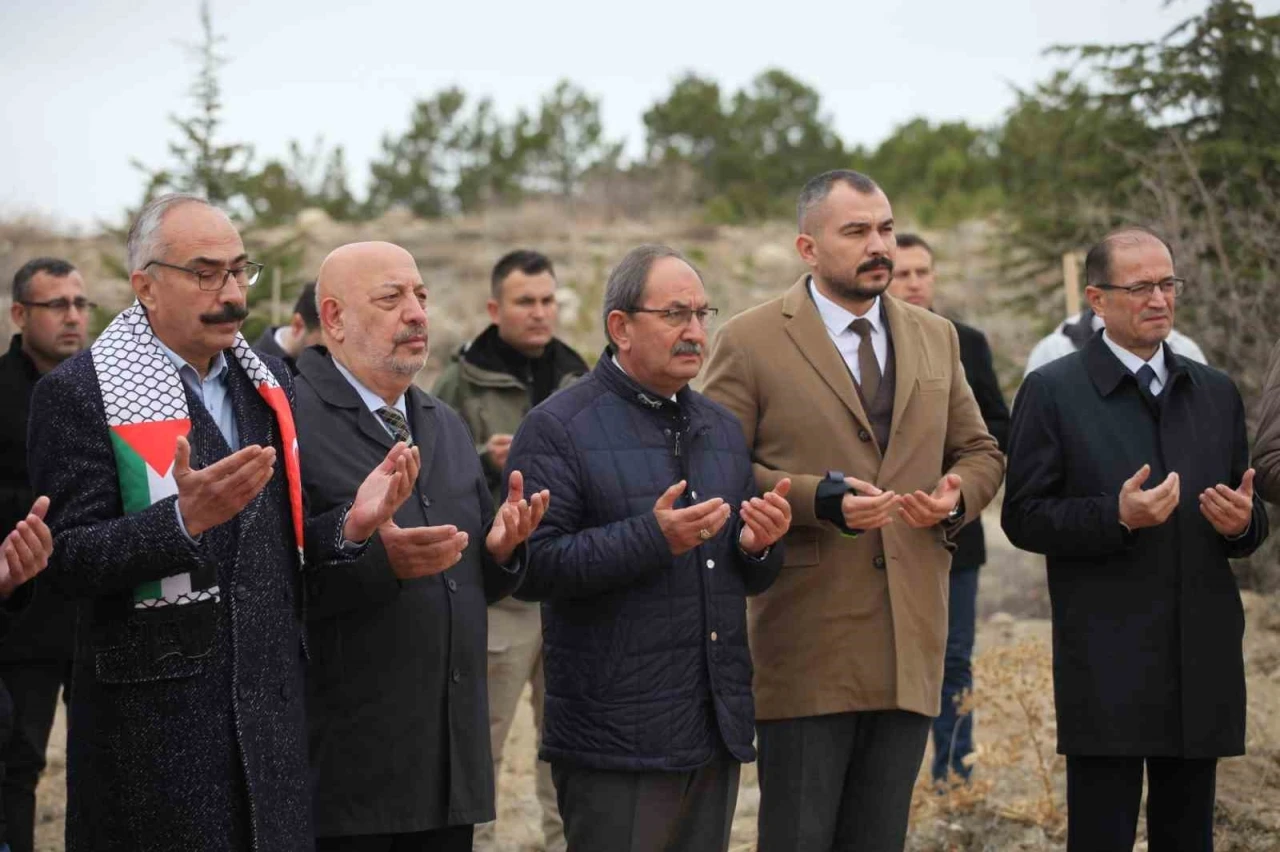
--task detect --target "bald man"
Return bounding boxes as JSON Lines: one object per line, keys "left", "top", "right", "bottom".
{"left": 295, "top": 241, "right": 549, "bottom": 852}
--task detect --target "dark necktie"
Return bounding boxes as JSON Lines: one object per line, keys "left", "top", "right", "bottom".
{"left": 849, "top": 317, "right": 881, "bottom": 402}
{"left": 377, "top": 406, "right": 413, "bottom": 446}
{"left": 1136, "top": 365, "right": 1158, "bottom": 405}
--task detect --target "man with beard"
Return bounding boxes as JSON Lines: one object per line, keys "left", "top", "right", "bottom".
{"left": 28, "top": 194, "right": 420, "bottom": 851}
{"left": 703, "top": 170, "right": 1004, "bottom": 851}
{"left": 252, "top": 282, "right": 323, "bottom": 374}
{"left": 505, "top": 244, "right": 791, "bottom": 852}
{"left": 433, "top": 249, "right": 586, "bottom": 852}
{"left": 1003, "top": 227, "right": 1266, "bottom": 851}
{"left": 296, "top": 241, "right": 549, "bottom": 851}
{"left": 886, "top": 234, "right": 1010, "bottom": 786}
{"left": 0, "top": 258, "right": 92, "bottom": 852}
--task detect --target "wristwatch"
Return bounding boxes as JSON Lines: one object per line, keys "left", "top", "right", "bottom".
{"left": 815, "top": 470, "right": 861, "bottom": 538}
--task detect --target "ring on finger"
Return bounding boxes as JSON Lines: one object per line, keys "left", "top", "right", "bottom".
{"left": 698, "top": 528, "right": 712, "bottom": 541}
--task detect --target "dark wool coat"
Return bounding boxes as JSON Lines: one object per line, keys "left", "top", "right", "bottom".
{"left": 506, "top": 356, "right": 784, "bottom": 773}
{"left": 1002, "top": 332, "right": 1268, "bottom": 757}
{"left": 29, "top": 350, "right": 352, "bottom": 852}
{"left": 295, "top": 348, "right": 524, "bottom": 836}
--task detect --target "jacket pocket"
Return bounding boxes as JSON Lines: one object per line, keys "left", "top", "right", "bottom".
{"left": 918, "top": 376, "right": 949, "bottom": 394}
{"left": 782, "top": 528, "right": 820, "bottom": 567}
{"left": 93, "top": 601, "right": 217, "bottom": 685}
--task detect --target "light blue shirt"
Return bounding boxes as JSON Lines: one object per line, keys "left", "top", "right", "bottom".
{"left": 155, "top": 339, "right": 239, "bottom": 448}
{"left": 332, "top": 357, "right": 408, "bottom": 438}
{"left": 1102, "top": 330, "right": 1169, "bottom": 396}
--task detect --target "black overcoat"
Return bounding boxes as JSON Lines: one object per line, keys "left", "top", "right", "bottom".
{"left": 294, "top": 347, "right": 523, "bottom": 837}
{"left": 1001, "top": 332, "right": 1267, "bottom": 757}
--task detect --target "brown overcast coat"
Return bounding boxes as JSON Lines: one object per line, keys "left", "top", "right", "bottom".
{"left": 1253, "top": 339, "right": 1280, "bottom": 505}
{"left": 701, "top": 277, "right": 1004, "bottom": 720}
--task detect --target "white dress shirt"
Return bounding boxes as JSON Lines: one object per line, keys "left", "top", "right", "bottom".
{"left": 808, "top": 278, "right": 887, "bottom": 385}
{"left": 1102, "top": 331, "right": 1169, "bottom": 396}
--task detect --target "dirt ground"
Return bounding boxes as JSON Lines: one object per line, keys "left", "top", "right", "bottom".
{"left": 30, "top": 505, "right": 1280, "bottom": 851}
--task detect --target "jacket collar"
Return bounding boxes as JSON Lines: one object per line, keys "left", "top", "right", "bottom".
{"left": 5, "top": 335, "right": 41, "bottom": 382}
{"left": 1084, "top": 330, "right": 1194, "bottom": 398}
{"left": 594, "top": 349, "right": 701, "bottom": 421}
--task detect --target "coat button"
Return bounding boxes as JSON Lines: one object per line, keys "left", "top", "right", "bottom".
{"left": 858, "top": 429, "right": 872, "bottom": 442}
{"left": 280, "top": 681, "right": 293, "bottom": 701}
{"left": 706, "top": 559, "right": 715, "bottom": 569}
{"left": 237, "top": 683, "right": 248, "bottom": 701}
{"left": 447, "top": 578, "right": 458, "bottom": 592}
{"left": 873, "top": 555, "right": 886, "bottom": 570}
{"left": 235, "top": 583, "right": 248, "bottom": 600}
{"left": 420, "top": 495, "right": 431, "bottom": 509}
{"left": 710, "top": 631, "right": 718, "bottom": 642}
{"left": 451, "top": 668, "right": 461, "bottom": 683}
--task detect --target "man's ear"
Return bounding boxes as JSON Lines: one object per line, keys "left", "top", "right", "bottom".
{"left": 1084, "top": 285, "right": 1107, "bottom": 316}
{"left": 290, "top": 313, "right": 306, "bottom": 337}
{"left": 9, "top": 303, "right": 25, "bottom": 332}
{"left": 605, "top": 310, "right": 631, "bottom": 353}
{"left": 486, "top": 298, "right": 500, "bottom": 325}
{"left": 319, "top": 296, "right": 345, "bottom": 344}
{"left": 131, "top": 270, "right": 157, "bottom": 311}
{"left": 795, "top": 233, "right": 819, "bottom": 267}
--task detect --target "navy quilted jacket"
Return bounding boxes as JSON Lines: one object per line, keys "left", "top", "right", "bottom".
{"left": 506, "top": 356, "right": 784, "bottom": 772}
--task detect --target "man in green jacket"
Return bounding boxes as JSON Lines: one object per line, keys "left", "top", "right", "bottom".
{"left": 433, "top": 249, "right": 587, "bottom": 852}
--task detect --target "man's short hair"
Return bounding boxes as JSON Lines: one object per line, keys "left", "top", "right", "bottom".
{"left": 797, "top": 169, "right": 880, "bottom": 232}
{"left": 126, "top": 193, "right": 214, "bottom": 274}
{"left": 601, "top": 245, "right": 700, "bottom": 347}
{"left": 491, "top": 249, "right": 555, "bottom": 299}
{"left": 1084, "top": 226, "right": 1175, "bottom": 288}
{"left": 293, "top": 281, "right": 319, "bottom": 330}
{"left": 895, "top": 233, "right": 934, "bottom": 261}
{"left": 12, "top": 257, "right": 77, "bottom": 303}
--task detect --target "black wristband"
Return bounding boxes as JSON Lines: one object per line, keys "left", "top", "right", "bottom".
{"left": 814, "top": 471, "right": 862, "bottom": 537}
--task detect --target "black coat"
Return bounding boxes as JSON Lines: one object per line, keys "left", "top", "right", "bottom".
{"left": 506, "top": 356, "right": 784, "bottom": 772}
{"left": 0, "top": 335, "right": 77, "bottom": 661}
{"left": 951, "top": 320, "right": 1011, "bottom": 570}
{"left": 1001, "top": 333, "right": 1268, "bottom": 757}
{"left": 294, "top": 347, "right": 522, "bottom": 836}
{"left": 28, "top": 350, "right": 352, "bottom": 851}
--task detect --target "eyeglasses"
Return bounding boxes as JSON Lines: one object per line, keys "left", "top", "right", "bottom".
{"left": 19, "top": 297, "right": 98, "bottom": 313}
{"left": 1096, "top": 277, "right": 1185, "bottom": 299}
{"left": 144, "top": 259, "right": 264, "bottom": 291}
{"left": 629, "top": 306, "right": 720, "bottom": 329}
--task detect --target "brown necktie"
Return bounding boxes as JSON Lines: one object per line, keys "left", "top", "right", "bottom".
{"left": 849, "top": 317, "right": 881, "bottom": 402}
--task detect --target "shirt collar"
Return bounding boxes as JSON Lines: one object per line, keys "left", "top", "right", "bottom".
{"left": 1102, "top": 330, "right": 1168, "bottom": 386}
{"left": 610, "top": 354, "right": 678, "bottom": 402}
{"left": 332, "top": 356, "right": 407, "bottom": 417}
{"left": 274, "top": 326, "right": 294, "bottom": 352}
{"left": 809, "top": 277, "right": 882, "bottom": 336}
{"left": 154, "top": 337, "right": 229, "bottom": 384}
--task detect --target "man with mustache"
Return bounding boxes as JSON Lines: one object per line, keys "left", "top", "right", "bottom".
{"left": 0, "top": 257, "right": 93, "bottom": 852}
{"left": 295, "top": 241, "right": 549, "bottom": 851}
{"left": 702, "top": 170, "right": 1004, "bottom": 851}
{"left": 433, "top": 249, "right": 585, "bottom": 852}
{"left": 28, "top": 194, "right": 419, "bottom": 851}
{"left": 1003, "top": 226, "right": 1266, "bottom": 851}
{"left": 505, "top": 244, "right": 791, "bottom": 852}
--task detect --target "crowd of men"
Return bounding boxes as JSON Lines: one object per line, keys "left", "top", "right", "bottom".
{"left": 0, "top": 167, "right": 1272, "bottom": 852}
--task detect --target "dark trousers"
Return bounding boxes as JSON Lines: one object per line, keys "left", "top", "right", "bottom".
{"left": 551, "top": 752, "right": 740, "bottom": 852}
{"left": 756, "top": 709, "right": 931, "bottom": 852}
{"left": 0, "top": 660, "right": 70, "bottom": 852}
{"left": 316, "top": 825, "right": 474, "bottom": 852}
{"left": 931, "top": 565, "right": 978, "bottom": 782}
{"left": 1066, "top": 756, "right": 1217, "bottom": 852}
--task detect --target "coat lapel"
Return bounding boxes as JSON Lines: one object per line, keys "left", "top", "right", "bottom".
{"left": 781, "top": 277, "right": 874, "bottom": 436}
{"left": 405, "top": 387, "right": 439, "bottom": 489}
{"left": 878, "top": 297, "right": 922, "bottom": 482}
{"left": 298, "top": 346, "right": 398, "bottom": 452}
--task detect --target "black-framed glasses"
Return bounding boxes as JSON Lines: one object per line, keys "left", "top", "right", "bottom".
{"left": 1096, "top": 277, "right": 1185, "bottom": 299}
{"left": 629, "top": 306, "right": 720, "bottom": 329}
{"left": 19, "top": 297, "right": 98, "bottom": 313}
{"left": 144, "top": 259, "right": 264, "bottom": 291}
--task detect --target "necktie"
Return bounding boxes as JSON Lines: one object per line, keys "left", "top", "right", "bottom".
{"left": 849, "top": 317, "right": 881, "bottom": 402}
{"left": 1136, "top": 365, "right": 1158, "bottom": 405}
{"left": 377, "top": 406, "right": 413, "bottom": 446}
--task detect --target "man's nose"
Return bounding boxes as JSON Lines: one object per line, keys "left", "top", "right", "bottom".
{"left": 404, "top": 299, "right": 428, "bottom": 325}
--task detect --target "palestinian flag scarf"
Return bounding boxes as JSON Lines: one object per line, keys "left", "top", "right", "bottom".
{"left": 91, "top": 302, "right": 304, "bottom": 609}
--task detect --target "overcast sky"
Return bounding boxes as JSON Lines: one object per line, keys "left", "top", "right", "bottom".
{"left": 4, "top": 0, "right": 1273, "bottom": 231}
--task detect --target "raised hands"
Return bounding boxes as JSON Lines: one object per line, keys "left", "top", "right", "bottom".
{"left": 486, "top": 470, "right": 550, "bottom": 565}
{"left": 899, "top": 473, "right": 963, "bottom": 529}
{"left": 0, "top": 496, "right": 53, "bottom": 599}
{"left": 344, "top": 442, "right": 421, "bottom": 543}
{"left": 1199, "top": 468, "right": 1254, "bottom": 538}
{"left": 175, "top": 436, "right": 276, "bottom": 538}
{"left": 1118, "top": 464, "right": 1180, "bottom": 531}
{"left": 739, "top": 478, "right": 793, "bottom": 555}
{"left": 381, "top": 522, "right": 469, "bottom": 579}
{"left": 654, "top": 480, "right": 732, "bottom": 556}
{"left": 840, "top": 476, "right": 898, "bottom": 531}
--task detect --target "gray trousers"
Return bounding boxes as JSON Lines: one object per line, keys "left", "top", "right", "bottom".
{"left": 756, "top": 709, "right": 931, "bottom": 852}
{"left": 550, "top": 752, "right": 740, "bottom": 852}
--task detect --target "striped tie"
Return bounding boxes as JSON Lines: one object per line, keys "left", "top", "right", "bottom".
{"left": 377, "top": 406, "right": 413, "bottom": 446}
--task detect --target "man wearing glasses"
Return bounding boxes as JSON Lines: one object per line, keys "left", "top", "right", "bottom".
{"left": 28, "top": 193, "right": 419, "bottom": 851}
{"left": 1002, "top": 226, "right": 1267, "bottom": 851}
{"left": 0, "top": 258, "right": 91, "bottom": 852}
{"left": 505, "top": 244, "right": 791, "bottom": 851}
